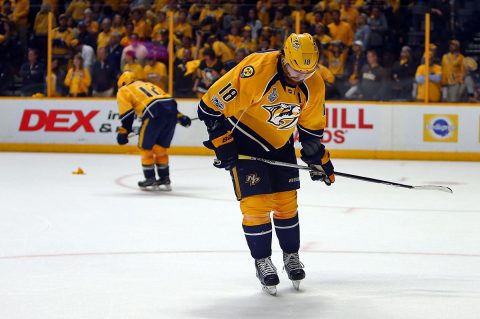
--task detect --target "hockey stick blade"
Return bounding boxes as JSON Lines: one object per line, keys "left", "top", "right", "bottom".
{"left": 410, "top": 185, "right": 453, "bottom": 193}
{"left": 238, "top": 155, "right": 453, "bottom": 194}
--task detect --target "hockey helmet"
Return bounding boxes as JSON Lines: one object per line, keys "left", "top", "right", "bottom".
{"left": 117, "top": 71, "right": 136, "bottom": 88}
{"left": 283, "top": 33, "right": 319, "bottom": 73}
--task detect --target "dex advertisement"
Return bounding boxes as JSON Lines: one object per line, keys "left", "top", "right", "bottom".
{"left": 0, "top": 99, "right": 479, "bottom": 155}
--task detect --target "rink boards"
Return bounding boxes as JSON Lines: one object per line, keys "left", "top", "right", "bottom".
{"left": 0, "top": 98, "right": 479, "bottom": 161}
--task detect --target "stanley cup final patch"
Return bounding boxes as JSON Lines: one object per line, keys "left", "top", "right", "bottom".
{"left": 240, "top": 65, "right": 255, "bottom": 78}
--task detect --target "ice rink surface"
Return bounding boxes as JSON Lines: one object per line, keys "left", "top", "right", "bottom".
{"left": 0, "top": 152, "right": 479, "bottom": 319}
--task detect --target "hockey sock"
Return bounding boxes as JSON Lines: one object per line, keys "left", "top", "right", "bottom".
{"left": 142, "top": 164, "right": 156, "bottom": 179}
{"left": 156, "top": 164, "right": 169, "bottom": 178}
{"left": 243, "top": 222, "right": 273, "bottom": 259}
{"left": 273, "top": 214, "right": 300, "bottom": 254}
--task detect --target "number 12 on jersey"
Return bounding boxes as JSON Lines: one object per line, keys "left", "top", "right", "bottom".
{"left": 138, "top": 85, "right": 161, "bottom": 97}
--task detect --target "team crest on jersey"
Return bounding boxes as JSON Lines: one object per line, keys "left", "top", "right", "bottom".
{"left": 211, "top": 95, "right": 225, "bottom": 110}
{"left": 245, "top": 173, "right": 261, "bottom": 186}
{"left": 268, "top": 87, "right": 278, "bottom": 103}
{"left": 240, "top": 65, "right": 255, "bottom": 78}
{"left": 262, "top": 103, "right": 301, "bottom": 129}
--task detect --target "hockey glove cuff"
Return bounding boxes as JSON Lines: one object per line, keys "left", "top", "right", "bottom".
{"left": 177, "top": 113, "right": 192, "bottom": 127}
{"left": 300, "top": 139, "right": 335, "bottom": 186}
{"left": 116, "top": 127, "right": 129, "bottom": 145}
{"left": 203, "top": 131, "right": 237, "bottom": 170}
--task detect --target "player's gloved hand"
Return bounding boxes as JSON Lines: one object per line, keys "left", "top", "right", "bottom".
{"left": 116, "top": 127, "right": 129, "bottom": 145}
{"left": 203, "top": 130, "right": 237, "bottom": 170}
{"left": 177, "top": 114, "right": 191, "bottom": 127}
{"left": 300, "top": 139, "right": 335, "bottom": 186}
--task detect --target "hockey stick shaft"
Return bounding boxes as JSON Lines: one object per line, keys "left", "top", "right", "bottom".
{"left": 238, "top": 155, "right": 453, "bottom": 193}
{"left": 127, "top": 118, "right": 198, "bottom": 138}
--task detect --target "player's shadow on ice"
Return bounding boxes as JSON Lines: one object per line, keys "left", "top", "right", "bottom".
{"left": 191, "top": 292, "right": 331, "bottom": 319}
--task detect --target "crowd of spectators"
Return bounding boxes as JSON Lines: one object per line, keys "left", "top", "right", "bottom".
{"left": 0, "top": 0, "right": 479, "bottom": 102}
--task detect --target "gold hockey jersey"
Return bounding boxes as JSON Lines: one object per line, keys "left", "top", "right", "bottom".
{"left": 117, "top": 80, "right": 170, "bottom": 118}
{"left": 116, "top": 80, "right": 173, "bottom": 132}
{"left": 199, "top": 50, "right": 326, "bottom": 151}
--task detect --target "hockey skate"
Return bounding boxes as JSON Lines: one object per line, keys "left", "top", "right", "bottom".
{"left": 138, "top": 177, "right": 158, "bottom": 190}
{"left": 255, "top": 257, "right": 280, "bottom": 296}
{"left": 156, "top": 176, "right": 172, "bottom": 191}
{"left": 283, "top": 252, "right": 305, "bottom": 290}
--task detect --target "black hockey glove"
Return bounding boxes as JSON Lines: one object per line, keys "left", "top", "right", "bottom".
{"left": 177, "top": 113, "right": 192, "bottom": 127}
{"left": 300, "top": 139, "right": 335, "bottom": 186}
{"left": 116, "top": 127, "right": 129, "bottom": 145}
{"left": 203, "top": 130, "right": 237, "bottom": 170}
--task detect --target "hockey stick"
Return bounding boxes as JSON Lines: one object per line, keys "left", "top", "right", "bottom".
{"left": 126, "top": 117, "right": 199, "bottom": 138}
{"left": 238, "top": 155, "right": 453, "bottom": 193}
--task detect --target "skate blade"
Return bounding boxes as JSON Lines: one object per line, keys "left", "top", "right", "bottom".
{"left": 139, "top": 185, "right": 159, "bottom": 191}
{"left": 139, "top": 185, "right": 172, "bottom": 192}
{"left": 292, "top": 280, "right": 301, "bottom": 290}
{"left": 262, "top": 285, "right": 277, "bottom": 296}
{"left": 157, "top": 184, "right": 172, "bottom": 192}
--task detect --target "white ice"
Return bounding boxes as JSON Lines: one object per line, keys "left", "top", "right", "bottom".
{"left": 0, "top": 152, "right": 479, "bottom": 319}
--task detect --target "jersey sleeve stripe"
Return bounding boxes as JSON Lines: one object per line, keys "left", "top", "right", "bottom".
{"left": 297, "top": 124, "right": 324, "bottom": 139}
{"left": 198, "top": 99, "right": 222, "bottom": 117}
{"left": 227, "top": 117, "right": 272, "bottom": 152}
{"left": 119, "top": 109, "right": 134, "bottom": 121}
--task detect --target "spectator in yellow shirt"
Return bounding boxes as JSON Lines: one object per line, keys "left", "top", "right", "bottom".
{"left": 257, "top": 0, "right": 271, "bottom": 26}
{"left": 34, "top": 3, "right": 55, "bottom": 37}
{"left": 123, "top": 50, "right": 145, "bottom": 80}
{"left": 441, "top": 40, "right": 465, "bottom": 102}
{"left": 270, "top": 9, "right": 285, "bottom": 30}
{"left": 82, "top": 8, "right": 99, "bottom": 34}
{"left": 151, "top": 10, "right": 168, "bottom": 41}
{"left": 314, "top": 22, "right": 332, "bottom": 48}
{"left": 153, "top": 0, "right": 168, "bottom": 13}
{"left": 207, "top": 34, "right": 235, "bottom": 65}
{"left": 9, "top": 0, "right": 29, "bottom": 48}
{"left": 199, "top": 3, "right": 224, "bottom": 24}
{"left": 131, "top": 5, "right": 151, "bottom": 40}
{"left": 328, "top": 9, "right": 354, "bottom": 46}
{"left": 238, "top": 25, "right": 258, "bottom": 53}
{"left": 174, "top": 9, "right": 192, "bottom": 39}
{"left": 64, "top": 53, "right": 91, "bottom": 97}
{"left": 176, "top": 36, "right": 197, "bottom": 60}
{"left": 144, "top": 55, "right": 167, "bottom": 91}
{"left": 416, "top": 54, "right": 442, "bottom": 102}
{"left": 52, "top": 14, "right": 75, "bottom": 59}
{"left": 325, "top": 40, "right": 349, "bottom": 97}
{"left": 120, "top": 22, "right": 134, "bottom": 47}
{"left": 187, "top": 3, "right": 203, "bottom": 28}
{"left": 341, "top": 0, "right": 359, "bottom": 31}
{"left": 9, "top": 0, "right": 29, "bottom": 27}
{"left": 225, "top": 23, "right": 242, "bottom": 51}
{"left": 97, "top": 18, "right": 112, "bottom": 51}
{"left": 33, "top": 3, "right": 56, "bottom": 56}
{"left": 111, "top": 13, "right": 126, "bottom": 37}
{"left": 65, "top": 0, "right": 89, "bottom": 22}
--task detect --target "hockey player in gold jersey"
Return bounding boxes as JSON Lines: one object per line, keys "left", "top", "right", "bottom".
{"left": 116, "top": 71, "right": 192, "bottom": 190}
{"left": 198, "top": 33, "right": 335, "bottom": 295}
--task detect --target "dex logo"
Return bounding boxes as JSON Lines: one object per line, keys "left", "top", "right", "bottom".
{"left": 19, "top": 109, "right": 99, "bottom": 132}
